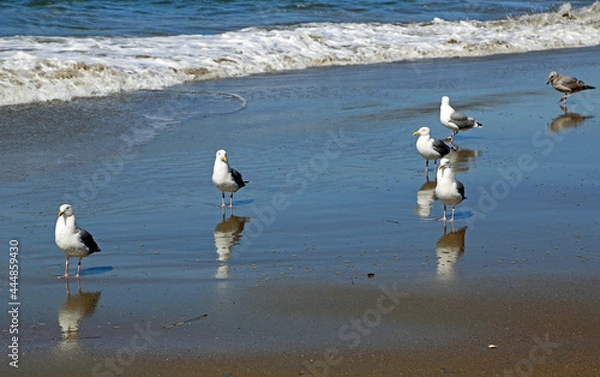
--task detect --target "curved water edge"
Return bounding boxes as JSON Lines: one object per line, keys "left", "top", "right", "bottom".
{"left": 0, "top": 2, "right": 599, "bottom": 106}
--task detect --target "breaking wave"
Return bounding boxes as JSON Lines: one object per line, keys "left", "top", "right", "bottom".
{"left": 0, "top": 2, "right": 599, "bottom": 106}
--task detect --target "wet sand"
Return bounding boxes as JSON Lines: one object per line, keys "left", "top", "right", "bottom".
{"left": 15, "top": 275, "right": 600, "bottom": 376}
{"left": 1, "top": 46, "right": 600, "bottom": 376}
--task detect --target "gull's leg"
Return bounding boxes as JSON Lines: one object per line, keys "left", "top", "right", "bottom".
{"left": 58, "top": 258, "right": 69, "bottom": 279}
{"left": 449, "top": 206, "right": 456, "bottom": 223}
{"left": 559, "top": 94, "right": 569, "bottom": 105}
{"left": 447, "top": 131, "right": 456, "bottom": 142}
{"left": 565, "top": 93, "right": 573, "bottom": 103}
{"left": 75, "top": 258, "right": 82, "bottom": 278}
{"left": 229, "top": 192, "right": 234, "bottom": 208}
{"left": 439, "top": 204, "right": 448, "bottom": 222}
{"left": 221, "top": 192, "right": 226, "bottom": 208}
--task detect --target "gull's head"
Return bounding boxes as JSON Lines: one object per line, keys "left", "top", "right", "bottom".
{"left": 547, "top": 71, "right": 558, "bottom": 84}
{"left": 441, "top": 96, "right": 450, "bottom": 106}
{"left": 58, "top": 204, "right": 74, "bottom": 218}
{"left": 438, "top": 158, "right": 451, "bottom": 170}
{"left": 216, "top": 149, "right": 228, "bottom": 163}
{"left": 413, "top": 126, "right": 431, "bottom": 137}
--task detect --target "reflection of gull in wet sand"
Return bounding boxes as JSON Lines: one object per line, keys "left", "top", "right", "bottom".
{"left": 55, "top": 204, "right": 101, "bottom": 279}
{"left": 214, "top": 213, "right": 249, "bottom": 262}
{"left": 413, "top": 126, "right": 452, "bottom": 172}
{"left": 436, "top": 225, "right": 467, "bottom": 279}
{"left": 547, "top": 71, "right": 595, "bottom": 105}
{"left": 58, "top": 280, "right": 101, "bottom": 350}
{"left": 212, "top": 149, "right": 249, "bottom": 208}
{"left": 549, "top": 111, "right": 593, "bottom": 133}
{"left": 445, "top": 148, "right": 481, "bottom": 174}
{"left": 440, "top": 96, "right": 483, "bottom": 141}
{"left": 435, "top": 158, "right": 466, "bottom": 223}
{"left": 215, "top": 264, "right": 230, "bottom": 280}
{"left": 415, "top": 177, "right": 437, "bottom": 218}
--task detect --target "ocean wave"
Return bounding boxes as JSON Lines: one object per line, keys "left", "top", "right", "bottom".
{"left": 0, "top": 2, "right": 599, "bottom": 106}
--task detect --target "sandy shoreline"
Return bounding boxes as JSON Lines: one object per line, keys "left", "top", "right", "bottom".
{"left": 2, "top": 46, "right": 600, "bottom": 376}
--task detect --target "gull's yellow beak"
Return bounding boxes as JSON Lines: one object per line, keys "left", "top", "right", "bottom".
{"left": 413, "top": 131, "right": 420, "bottom": 136}
{"left": 222, "top": 155, "right": 228, "bottom": 162}
{"left": 58, "top": 210, "right": 64, "bottom": 217}
{"left": 438, "top": 165, "right": 445, "bottom": 170}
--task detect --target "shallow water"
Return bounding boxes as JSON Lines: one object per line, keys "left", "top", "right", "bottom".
{"left": 5, "top": 46, "right": 600, "bottom": 278}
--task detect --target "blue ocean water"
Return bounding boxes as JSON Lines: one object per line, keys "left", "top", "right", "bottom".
{"left": 0, "top": 0, "right": 595, "bottom": 37}
{"left": 0, "top": 0, "right": 599, "bottom": 105}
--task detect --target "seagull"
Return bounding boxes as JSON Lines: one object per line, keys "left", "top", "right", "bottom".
{"left": 212, "top": 149, "right": 248, "bottom": 208}
{"left": 435, "top": 158, "right": 466, "bottom": 222}
{"left": 440, "top": 96, "right": 483, "bottom": 141}
{"left": 55, "top": 204, "right": 101, "bottom": 278}
{"left": 547, "top": 71, "right": 595, "bottom": 105}
{"left": 413, "top": 126, "right": 452, "bottom": 172}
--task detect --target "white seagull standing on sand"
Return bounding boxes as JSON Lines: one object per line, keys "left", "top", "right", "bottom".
{"left": 440, "top": 96, "right": 483, "bottom": 141}
{"left": 55, "top": 204, "right": 101, "bottom": 278}
{"left": 547, "top": 71, "right": 595, "bottom": 105}
{"left": 413, "top": 126, "right": 452, "bottom": 172}
{"left": 212, "top": 149, "right": 248, "bottom": 208}
{"left": 435, "top": 158, "right": 466, "bottom": 222}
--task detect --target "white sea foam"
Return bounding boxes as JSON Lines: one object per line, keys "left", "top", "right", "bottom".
{"left": 0, "top": 2, "right": 598, "bottom": 106}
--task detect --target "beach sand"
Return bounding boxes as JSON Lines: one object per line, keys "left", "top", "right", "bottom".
{"left": 12, "top": 275, "right": 600, "bottom": 376}
{"left": 1, "top": 46, "right": 599, "bottom": 376}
